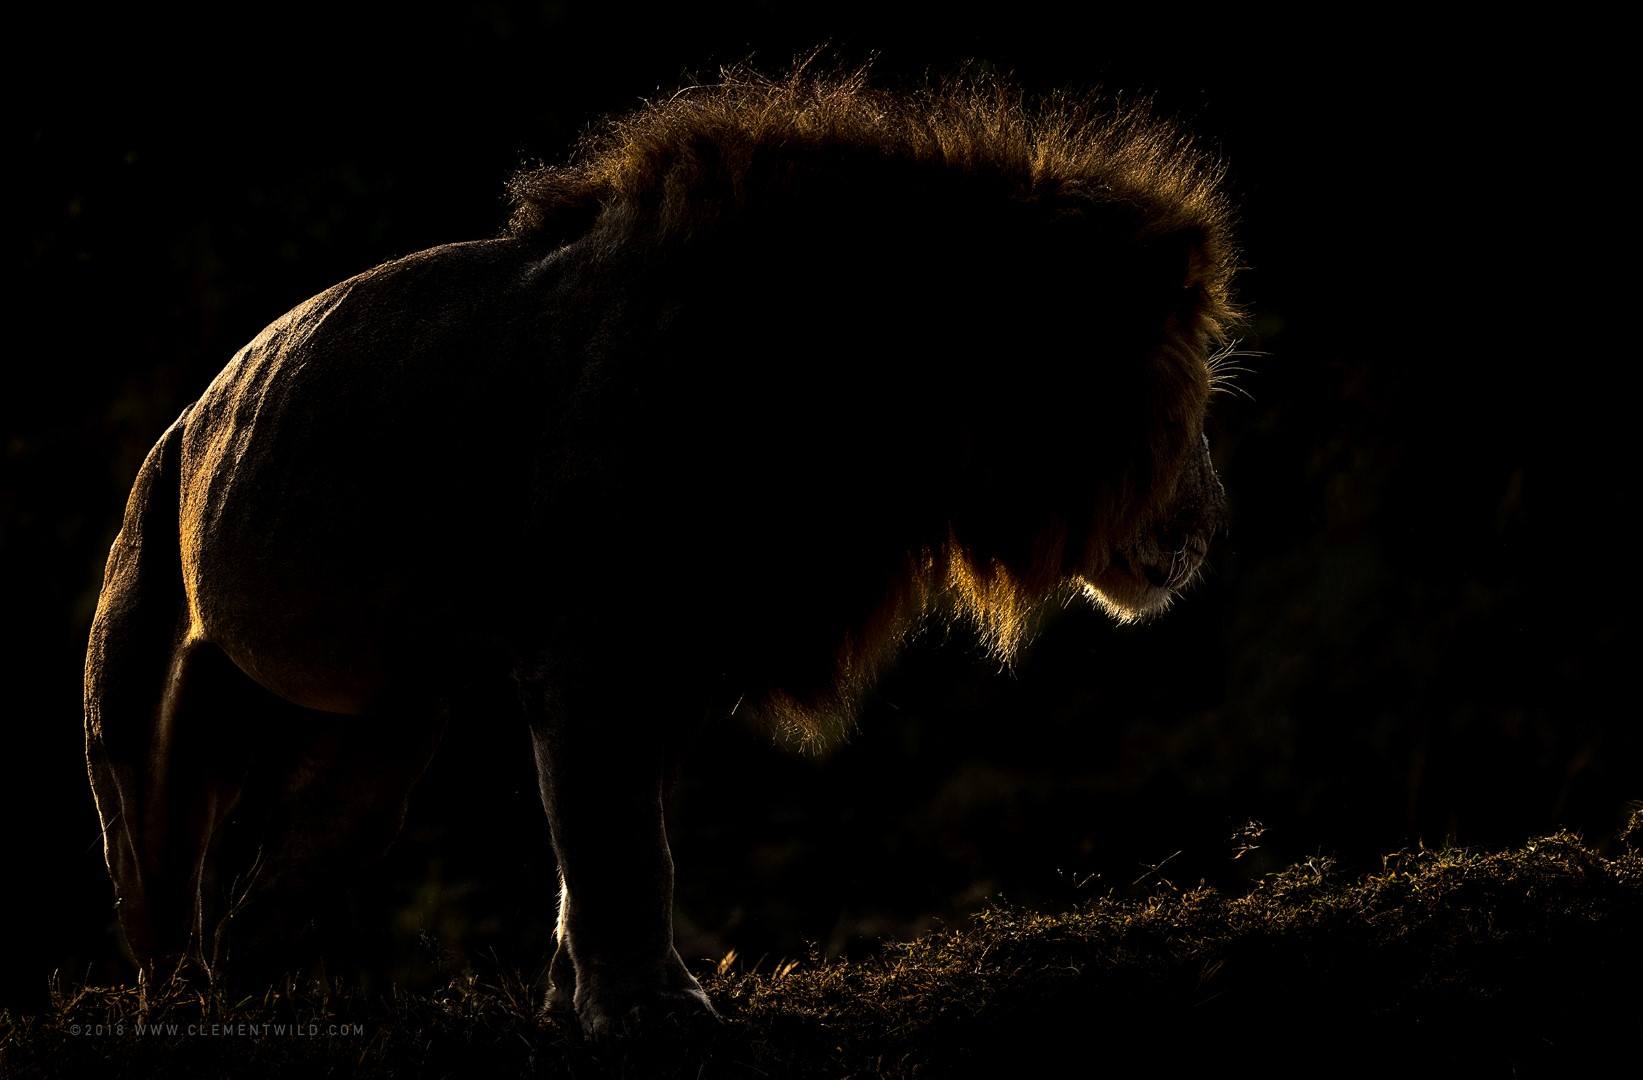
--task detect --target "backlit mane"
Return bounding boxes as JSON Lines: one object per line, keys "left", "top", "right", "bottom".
{"left": 506, "top": 66, "right": 1238, "bottom": 337}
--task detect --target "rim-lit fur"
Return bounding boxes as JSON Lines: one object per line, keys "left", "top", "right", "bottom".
{"left": 508, "top": 66, "right": 1237, "bottom": 332}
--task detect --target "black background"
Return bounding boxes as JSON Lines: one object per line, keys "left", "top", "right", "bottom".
{"left": 8, "top": 4, "right": 1633, "bottom": 1001}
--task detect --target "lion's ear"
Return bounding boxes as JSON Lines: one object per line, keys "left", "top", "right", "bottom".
{"left": 1134, "top": 225, "right": 1212, "bottom": 321}
{"left": 1138, "top": 225, "right": 1208, "bottom": 288}
{"left": 1024, "top": 196, "right": 1209, "bottom": 311}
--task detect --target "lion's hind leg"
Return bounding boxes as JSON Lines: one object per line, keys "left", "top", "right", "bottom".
{"left": 89, "top": 626, "right": 443, "bottom": 982}
{"left": 86, "top": 630, "right": 256, "bottom": 972}
{"left": 84, "top": 413, "right": 239, "bottom": 972}
{"left": 83, "top": 410, "right": 438, "bottom": 977}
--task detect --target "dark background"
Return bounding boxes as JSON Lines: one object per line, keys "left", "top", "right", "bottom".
{"left": 9, "top": 4, "right": 1633, "bottom": 1001}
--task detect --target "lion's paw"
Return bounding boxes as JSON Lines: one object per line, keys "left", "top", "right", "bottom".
{"left": 577, "top": 984, "right": 719, "bottom": 1038}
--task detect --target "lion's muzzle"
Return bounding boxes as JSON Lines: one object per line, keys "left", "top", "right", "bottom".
{"left": 1086, "top": 435, "right": 1226, "bottom": 619}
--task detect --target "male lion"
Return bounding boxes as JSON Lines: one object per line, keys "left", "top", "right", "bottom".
{"left": 84, "top": 69, "right": 1237, "bottom": 1032}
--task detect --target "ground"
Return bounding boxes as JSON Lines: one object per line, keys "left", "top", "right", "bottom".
{"left": 5, "top": 814, "right": 1639, "bottom": 1078}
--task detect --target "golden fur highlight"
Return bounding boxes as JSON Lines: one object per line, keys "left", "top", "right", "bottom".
{"left": 507, "top": 64, "right": 1238, "bottom": 339}
{"left": 754, "top": 537, "right": 1077, "bottom": 753}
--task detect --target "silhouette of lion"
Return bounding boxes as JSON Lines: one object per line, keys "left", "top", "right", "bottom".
{"left": 84, "top": 68, "right": 1239, "bottom": 1032}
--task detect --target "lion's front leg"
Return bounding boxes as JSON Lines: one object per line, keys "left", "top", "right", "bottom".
{"left": 528, "top": 703, "right": 713, "bottom": 1034}
{"left": 544, "top": 880, "right": 576, "bottom": 1012}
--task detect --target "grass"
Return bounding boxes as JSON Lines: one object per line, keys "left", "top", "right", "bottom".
{"left": 5, "top": 814, "right": 1640, "bottom": 1078}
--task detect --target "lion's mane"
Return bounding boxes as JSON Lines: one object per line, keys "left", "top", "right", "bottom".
{"left": 502, "top": 67, "right": 1240, "bottom": 749}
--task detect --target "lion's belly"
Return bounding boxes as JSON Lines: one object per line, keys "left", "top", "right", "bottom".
{"left": 207, "top": 622, "right": 389, "bottom": 716}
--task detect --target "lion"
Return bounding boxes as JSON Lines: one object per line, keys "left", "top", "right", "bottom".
{"left": 83, "top": 67, "right": 1238, "bottom": 1033}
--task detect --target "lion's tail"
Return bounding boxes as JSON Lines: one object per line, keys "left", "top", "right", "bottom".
{"left": 83, "top": 407, "right": 192, "bottom": 962}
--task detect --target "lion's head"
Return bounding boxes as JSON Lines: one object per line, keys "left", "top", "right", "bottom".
{"left": 505, "top": 67, "right": 1241, "bottom": 746}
